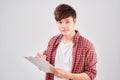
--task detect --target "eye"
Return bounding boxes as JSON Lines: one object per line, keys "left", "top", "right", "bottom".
{"left": 57, "top": 21, "right": 62, "bottom": 24}
{"left": 66, "top": 20, "right": 70, "bottom": 23}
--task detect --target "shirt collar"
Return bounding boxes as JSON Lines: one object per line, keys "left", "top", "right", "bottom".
{"left": 73, "top": 30, "right": 80, "bottom": 43}
{"left": 54, "top": 30, "right": 80, "bottom": 47}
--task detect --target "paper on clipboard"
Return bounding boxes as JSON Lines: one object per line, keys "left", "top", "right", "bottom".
{"left": 24, "top": 56, "right": 53, "bottom": 73}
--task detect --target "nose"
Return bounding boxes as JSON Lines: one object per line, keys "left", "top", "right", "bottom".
{"left": 61, "top": 23, "right": 67, "bottom": 28}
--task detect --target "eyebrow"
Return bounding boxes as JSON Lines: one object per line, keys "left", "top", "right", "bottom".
{"left": 61, "top": 18, "right": 71, "bottom": 21}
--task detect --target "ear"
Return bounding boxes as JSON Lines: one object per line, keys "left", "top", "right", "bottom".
{"left": 73, "top": 18, "right": 76, "bottom": 25}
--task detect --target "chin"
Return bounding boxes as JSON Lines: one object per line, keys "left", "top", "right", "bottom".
{"left": 61, "top": 32, "right": 69, "bottom": 36}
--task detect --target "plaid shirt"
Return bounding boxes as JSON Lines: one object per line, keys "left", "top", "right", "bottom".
{"left": 43, "top": 30, "right": 97, "bottom": 80}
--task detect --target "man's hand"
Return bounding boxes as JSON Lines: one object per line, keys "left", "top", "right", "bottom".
{"left": 50, "top": 67, "right": 91, "bottom": 80}
{"left": 50, "top": 67, "right": 68, "bottom": 79}
{"left": 35, "top": 52, "right": 46, "bottom": 59}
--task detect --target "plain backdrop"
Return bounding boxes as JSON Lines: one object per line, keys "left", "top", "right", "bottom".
{"left": 0, "top": 0, "right": 120, "bottom": 80}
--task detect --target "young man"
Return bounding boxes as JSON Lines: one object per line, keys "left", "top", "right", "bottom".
{"left": 36, "top": 4, "right": 97, "bottom": 80}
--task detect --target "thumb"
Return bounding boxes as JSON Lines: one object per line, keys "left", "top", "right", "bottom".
{"left": 49, "top": 67, "right": 55, "bottom": 73}
{"left": 43, "top": 55, "right": 46, "bottom": 59}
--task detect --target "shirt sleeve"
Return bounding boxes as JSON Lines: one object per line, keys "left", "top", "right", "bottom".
{"left": 84, "top": 44, "right": 97, "bottom": 80}
{"left": 43, "top": 35, "right": 58, "bottom": 60}
{"left": 43, "top": 37, "right": 53, "bottom": 56}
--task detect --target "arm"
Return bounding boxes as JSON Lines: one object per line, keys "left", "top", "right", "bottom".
{"left": 50, "top": 44, "right": 97, "bottom": 80}
{"left": 50, "top": 67, "right": 91, "bottom": 80}
{"left": 67, "top": 72, "right": 91, "bottom": 80}
{"left": 83, "top": 45, "right": 97, "bottom": 80}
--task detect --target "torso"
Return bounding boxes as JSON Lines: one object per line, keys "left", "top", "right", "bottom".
{"left": 54, "top": 39, "right": 73, "bottom": 80}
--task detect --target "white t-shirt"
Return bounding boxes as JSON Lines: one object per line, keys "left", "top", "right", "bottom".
{"left": 54, "top": 39, "right": 73, "bottom": 80}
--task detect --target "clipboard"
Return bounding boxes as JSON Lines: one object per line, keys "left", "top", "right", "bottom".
{"left": 24, "top": 56, "right": 53, "bottom": 73}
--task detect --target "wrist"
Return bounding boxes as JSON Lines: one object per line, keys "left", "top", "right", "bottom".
{"left": 64, "top": 72, "right": 71, "bottom": 79}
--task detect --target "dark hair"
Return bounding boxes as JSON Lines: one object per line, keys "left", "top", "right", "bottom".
{"left": 54, "top": 4, "right": 76, "bottom": 21}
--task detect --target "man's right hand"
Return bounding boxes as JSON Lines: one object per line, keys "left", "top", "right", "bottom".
{"left": 35, "top": 52, "right": 46, "bottom": 59}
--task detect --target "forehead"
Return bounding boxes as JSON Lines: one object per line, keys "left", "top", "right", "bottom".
{"left": 60, "top": 16, "right": 74, "bottom": 21}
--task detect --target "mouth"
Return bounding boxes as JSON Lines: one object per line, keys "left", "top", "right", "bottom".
{"left": 61, "top": 30, "right": 67, "bottom": 32}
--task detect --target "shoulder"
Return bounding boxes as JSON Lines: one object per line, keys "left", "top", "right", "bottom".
{"left": 47, "top": 34, "right": 62, "bottom": 45}
{"left": 78, "top": 35, "right": 94, "bottom": 49}
{"left": 74, "top": 30, "right": 94, "bottom": 49}
{"left": 49, "top": 34, "right": 61, "bottom": 41}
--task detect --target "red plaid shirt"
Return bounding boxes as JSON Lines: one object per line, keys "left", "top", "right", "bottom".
{"left": 43, "top": 30, "right": 97, "bottom": 80}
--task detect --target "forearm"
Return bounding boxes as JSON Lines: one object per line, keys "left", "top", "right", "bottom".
{"left": 66, "top": 72, "right": 91, "bottom": 80}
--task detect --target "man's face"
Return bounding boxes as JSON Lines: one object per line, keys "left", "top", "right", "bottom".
{"left": 56, "top": 16, "right": 76, "bottom": 36}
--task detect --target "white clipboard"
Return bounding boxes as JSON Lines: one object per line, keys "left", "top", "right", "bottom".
{"left": 24, "top": 56, "right": 53, "bottom": 73}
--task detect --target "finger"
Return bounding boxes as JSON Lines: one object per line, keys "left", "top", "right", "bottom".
{"left": 35, "top": 52, "right": 42, "bottom": 58}
{"left": 43, "top": 55, "right": 46, "bottom": 59}
{"left": 35, "top": 53, "right": 39, "bottom": 58}
{"left": 39, "top": 54, "right": 44, "bottom": 58}
{"left": 36, "top": 53, "right": 40, "bottom": 57}
{"left": 49, "top": 67, "right": 56, "bottom": 73}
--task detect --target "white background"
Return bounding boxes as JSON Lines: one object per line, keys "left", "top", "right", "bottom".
{"left": 0, "top": 0, "right": 120, "bottom": 80}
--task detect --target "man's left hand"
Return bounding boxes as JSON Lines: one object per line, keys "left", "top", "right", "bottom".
{"left": 50, "top": 67, "right": 68, "bottom": 79}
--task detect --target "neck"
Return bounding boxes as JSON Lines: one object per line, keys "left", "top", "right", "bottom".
{"left": 63, "top": 30, "right": 75, "bottom": 44}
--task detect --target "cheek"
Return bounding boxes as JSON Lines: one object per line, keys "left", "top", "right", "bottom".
{"left": 57, "top": 24, "right": 60, "bottom": 27}
{"left": 57, "top": 25, "right": 61, "bottom": 30}
{"left": 69, "top": 24, "right": 75, "bottom": 30}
